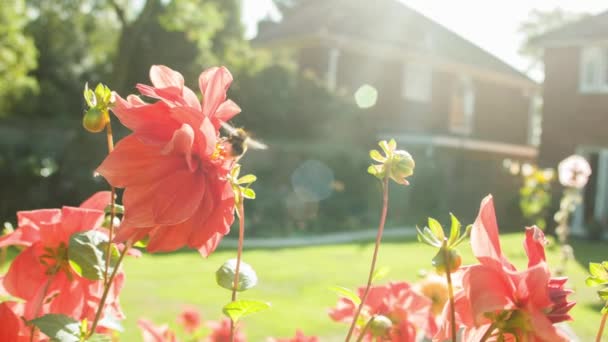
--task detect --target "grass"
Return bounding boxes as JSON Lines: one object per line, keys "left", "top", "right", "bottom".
{"left": 113, "top": 233, "right": 608, "bottom": 341}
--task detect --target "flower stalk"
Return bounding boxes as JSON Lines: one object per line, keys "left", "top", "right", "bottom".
{"left": 479, "top": 322, "right": 497, "bottom": 342}
{"left": 230, "top": 202, "right": 246, "bottom": 342}
{"left": 597, "top": 312, "right": 608, "bottom": 342}
{"left": 87, "top": 242, "right": 130, "bottom": 338}
{"left": 345, "top": 176, "right": 389, "bottom": 342}
{"left": 355, "top": 316, "right": 376, "bottom": 342}
{"left": 103, "top": 119, "right": 116, "bottom": 285}
{"left": 442, "top": 239, "right": 457, "bottom": 342}
{"left": 29, "top": 277, "right": 53, "bottom": 342}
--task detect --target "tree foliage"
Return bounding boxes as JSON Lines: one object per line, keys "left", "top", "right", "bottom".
{"left": 0, "top": 0, "right": 38, "bottom": 116}
{"left": 518, "top": 9, "right": 588, "bottom": 75}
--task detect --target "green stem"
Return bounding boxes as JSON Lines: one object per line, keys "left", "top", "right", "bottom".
{"left": 355, "top": 316, "right": 376, "bottom": 342}
{"left": 103, "top": 120, "right": 116, "bottom": 285}
{"left": 479, "top": 322, "right": 497, "bottom": 342}
{"left": 345, "top": 177, "right": 389, "bottom": 342}
{"left": 29, "top": 277, "right": 53, "bottom": 342}
{"left": 230, "top": 202, "right": 246, "bottom": 342}
{"left": 442, "top": 240, "right": 457, "bottom": 342}
{"left": 87, "top": 242, "right": 130, "bottom": 338}
{"left": 597, "top": 312, "right": 608, "bottom": 342}
{"left": 0, "top": 246, "right": 6, "bottom": 269}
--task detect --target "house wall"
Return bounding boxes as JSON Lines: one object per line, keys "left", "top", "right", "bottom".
{"left": 296, "top": 45, "right": 533, "bottom": 146}
{"left": 540, "top": 46, "right": 608, "bottom": 166}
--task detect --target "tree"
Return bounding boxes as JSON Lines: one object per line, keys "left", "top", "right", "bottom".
{"left": 518, "top": 8, "right": 588, "bottom": 76}
{"left": 0, "top": 0, "right": 38, "bottom": 116}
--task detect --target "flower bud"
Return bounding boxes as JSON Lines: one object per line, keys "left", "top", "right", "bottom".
{"left": 369, "top": 315, "right": 393, "bottom": 337}
{"left": 368, "top": 139, "right": 415, "bottom": 185}
{"left": 216, "top": 259, "right": 258, "bottom": 292}
{"left": 432, "top": 247, "right": 462, "bottom": 274}
{"left": 82, "top": 107, "right": 108, "bottom": 133}
{"left": 388, "top": 150, "right": 415, "bottom": 184}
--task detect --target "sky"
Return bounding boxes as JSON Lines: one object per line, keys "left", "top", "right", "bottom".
{"left": 241, "top": 0, "right": 608, "bottom": 79}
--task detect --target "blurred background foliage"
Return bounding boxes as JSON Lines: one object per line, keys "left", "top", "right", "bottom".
{"left": 0, "top": 0, "right": 380, "bottom": 236}
{"left": 0, "top": 0, "right": 526, "bottom": 236}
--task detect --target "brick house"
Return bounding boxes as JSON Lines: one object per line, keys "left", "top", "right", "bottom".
{"left": 253, "top": 0, "right": 540, "bottom": 224}
{"left": 533, "top": 10, "right": 608, "bottom": 238}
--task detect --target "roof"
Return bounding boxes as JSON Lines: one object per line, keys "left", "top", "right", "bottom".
{"left": 254, "top": 0, "right": 533, "bottom": 84}
{"left": 531, "top": 10, "right": 608, "bottom": 46}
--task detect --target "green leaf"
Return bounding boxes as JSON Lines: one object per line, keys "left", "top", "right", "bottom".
{"left": 421, "top": 227, "right": 442, "bottom": 247}
{"left": 416, "top": 227, "right": 439, "bottom": 247}
{"left": 388, "top": 139, "right": 397, "bottom": 150}
{"left": 30, "top": 314, "right": 80, "bottom": 342}
{"left": 448, "top": 213, "right": 461, "bottom": 246}
{"left": 372, "top": 266, "right": 391, "bottom": 283}
{"left": 378, "top": 140, "right": 391, "bottom": 156}
{"left": 83, "top": 83, "right": 95, "bottom": 107}
{"left": 68, "top": 231, "right": 119, "bottom": 280}
{"left": 329, "top": 286, "right": 361, "bottom": 305}
{"left": 453, "top": 225, "right": 472, "bottom": 247}
{"left": 222, "top": 300, "right": 271, "bottom": 323}
{"left": 237, "top": 174, "right": 257, "bottom": 185}
{"left": 585, "top": 276, "right": 606, "bottom": 287}
{"left": 133, "top": 240, "right": 148, "bottom": 248}
{"left": 427, "top": 218, "right": 445, "bottom": 240}
{"left": 602, "top": 304, "right": 608, "bottom": 315}
{"left": 598, "top": 288, "right": 608, "bottom": 301}
{"left": 241, "top": 187, "right": 256, "bottom": 200}
{"left": 369, "top": 150, "right": 385, "bottom": 162}
{"left": 589, "top": 263, "right": 608, "bottom": 280}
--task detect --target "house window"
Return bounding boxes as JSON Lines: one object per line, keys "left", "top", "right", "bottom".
{"left": 580, "top": 46, "right": 608, "bottom": 93}
{"left": 527, "top": 94, "right": 543, "bottom": 147}
{"left": 402, "top": 62, "right": 432, "bottom": 102}
{"left": 449, "top": 75, "right": 475, "bottom": 134}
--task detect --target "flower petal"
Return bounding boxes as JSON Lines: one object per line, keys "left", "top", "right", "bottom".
{"left": 524, "top": 226, "right": 547, "bottom": 267}
{"left": 199, "top": 66, "right": 232, "bottom": 116}
{"left": 152, "top": 169, "right": 206, "bottom": 225}
{"left": 80, "top": 191, "right": 112, "bottom": 211}
{"left": 214, "top": 99, "right": 241, "bottom": 123}
{"left": 3, "top": 244, "right": 47, "bottom": 300}
{"left": 463, "top": 265, "right": 515, "bottom": 325}
{"left": 96, "top": 135, "right": 185, "bottom": 188}
{"left": 471, "top": 195, "right": 514, "bottom": 271}
{"left": 197, "top": 232, "right": 224, "bottom": 258}
{"left": 111, "top": 94, "right": 179, "bottom": 144}
{"left": 528, "top": 310, "right": 569, "bottom": 342}
{"left": 161, "top": 124, "right": 196, "bottom": 172}
{"left": 0, "top": 303, "right": 19, "bottom": 342}
{"left": 509, "top": 263, "right": 552, "bottom": 311}
{"left": 149, "top": 65, "right": 184, "bottom": 89}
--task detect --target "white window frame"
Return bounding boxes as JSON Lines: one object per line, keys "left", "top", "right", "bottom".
{"left": 326, "top": 47, "right": 340, "bottom": 91}
{"left": 579, "top": 45, "right": 608, "bottom": 93}
{"left": 402, "top": 62, "right": 432, "bottom": 102}
{"left": 527, "top": 94, "right": 543, "bottom": 147}
{"left": 449, "top": 75, "right": 475, "bottom": 135}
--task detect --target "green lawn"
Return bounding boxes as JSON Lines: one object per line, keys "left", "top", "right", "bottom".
{"left": 115, "top": 233, "right": 607, "bottom": 341}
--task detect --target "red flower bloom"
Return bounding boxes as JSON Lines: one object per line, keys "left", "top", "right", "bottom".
{"left": 207, "top": 318, "right": 246, "bottom": 342}
{"left": 97, "top": 65, "right": 241, "bottom": 256}
{"left": 434, "top": 195, "right": 575, "bottom": 342}
{"left": 138, "top": 318, "right": 178, "bottom": 342}
{"left": 0, "top": 192, "right": 125, "bottom": 324}
{"left": 329, "top": 282, "right": 435, "bottom": 341}
{"left": 176, "top": 306, "right": 202, "bottom": 334}
{"left": 268, "top": 330, "right": 319, "bottom": 342}
{"left": 0, "top": 302, "right": 29, "bottom": 341}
